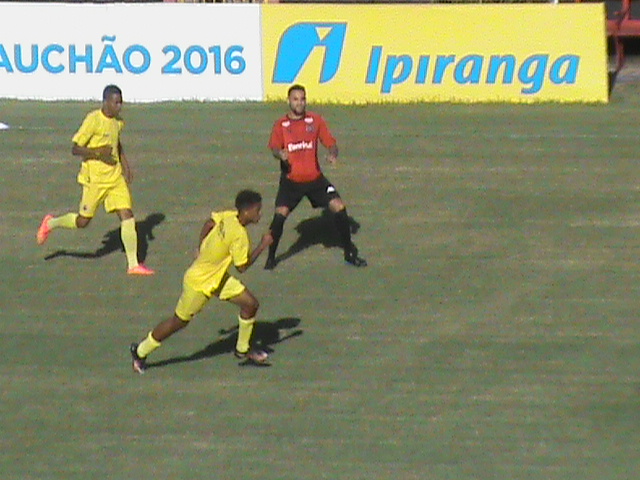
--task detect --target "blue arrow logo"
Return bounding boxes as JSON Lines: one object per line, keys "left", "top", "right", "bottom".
{"left": 273, "top": 22, "right": 347, "bottom": 84}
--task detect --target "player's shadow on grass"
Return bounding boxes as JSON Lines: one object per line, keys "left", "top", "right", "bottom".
{"left": 44, "top": 212, "right": 165, "bottom": 263}
{"left": 274, "top": 209, "right": 361, "bottom": 267}
{"left": 146, "top": 317, "right": 303, "bottom": 369}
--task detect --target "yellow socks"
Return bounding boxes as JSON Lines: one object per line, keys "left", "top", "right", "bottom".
{"left": 137, "top": 331, "right": 161, "bottom": 358}
{"left": 236, "top": 316, "right": 255, "bottom": 353}
{"left": 48, "top": 213, "right": 78, "bottom": 229}
{"left": 120, "top": 217, "right": 139, "bottom": 269}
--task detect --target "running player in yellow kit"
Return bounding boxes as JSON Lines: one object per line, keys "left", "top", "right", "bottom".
{"left": 130, "top": 190, "right": 273, "bottom": 373}
{"left": 36, "top": 84, "right": 154, "bottom": 275}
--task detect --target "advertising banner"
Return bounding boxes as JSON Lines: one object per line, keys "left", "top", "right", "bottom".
{"left": 0, "top": 3, "right": 263, "bottom": 101}
{"left": 262, "top": 4, "right": 609, "bottom": 103}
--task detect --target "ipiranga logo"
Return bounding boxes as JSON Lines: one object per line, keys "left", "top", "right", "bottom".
{"left": 272, "top": 22, "right": 347, "bottom": 83}
{"left": 270, "top": 21, "right": 585, "bottom": 97}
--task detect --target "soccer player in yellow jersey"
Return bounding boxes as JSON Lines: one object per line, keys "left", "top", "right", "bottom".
{"left": 36, "top": 84, "right": 154, "bottom": 275}
{"left": 130, "top": 190, "right": 273, "bottom": 373}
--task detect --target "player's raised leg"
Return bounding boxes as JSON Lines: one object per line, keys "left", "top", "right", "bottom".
{"left": 36, "top": 213, "right": 82, "bottom": 245}
{"left": 36, "top": 214, "right": 54, "bottom": 245}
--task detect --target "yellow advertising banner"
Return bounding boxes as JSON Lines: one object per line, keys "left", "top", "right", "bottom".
{"left": 262, "top": 4, "right": 608, "bottom": 103}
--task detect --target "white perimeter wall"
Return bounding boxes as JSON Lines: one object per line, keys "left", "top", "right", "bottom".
{"left": 0, "top": 3, "right": 263, "bottom": 101}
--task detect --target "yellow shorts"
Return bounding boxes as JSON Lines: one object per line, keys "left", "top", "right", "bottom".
{"left": 174, "top": 275, "right": 246, "bottom": 321}
{"left": 79, "top": 176, "right": 132, "bottom": 218}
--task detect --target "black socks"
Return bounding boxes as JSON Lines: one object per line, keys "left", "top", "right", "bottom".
{"left": 333, "top": 209, "right": 353, "bottom": 252}
{"left": 267, "top": 213, "right": 287, "bottom": 261}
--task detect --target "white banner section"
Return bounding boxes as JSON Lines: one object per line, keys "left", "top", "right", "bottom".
{"left": 0, "top": 3, "right": 263, "bottom": 101}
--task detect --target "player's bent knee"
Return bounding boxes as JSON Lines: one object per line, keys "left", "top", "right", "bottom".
{"left": 243, "top": 297, "right": 259, "bottom": 318}
{"left": 117, "top": 209, "right": 134, "bottom": 221}
{"left": 329, "top": 199, "right": 346, "bottom": 213}
{"left": 275, "top": 206, "right": 290, "bottom": 217}
{"left": 76, "top": 216, "right": 91, "bottom": 228}
{"left": 172, "top": 315, "right": 189, "bottom": 329}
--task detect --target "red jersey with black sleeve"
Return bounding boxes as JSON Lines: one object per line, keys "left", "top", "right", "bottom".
{"left": 268, "top": 111, "right": 337, "bottom": 183}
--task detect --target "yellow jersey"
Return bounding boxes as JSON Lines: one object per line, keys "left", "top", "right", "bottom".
{"left": 72, "top": 109, "right": 124, "bottom": 186}
{"left": 183, "top": 210, "right": 250, "bottom": 295}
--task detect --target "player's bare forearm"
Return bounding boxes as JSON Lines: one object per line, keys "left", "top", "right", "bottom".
{"left": 326, "top": 145, "right": 339, "bottom": 164}
{"left": 72, "top": 143, "right": 116, "bottom": 165}
{"left": 236, "top": 233, "right": 273, "bottom": 273}
{"left": 249, "top": 238, "right": 270, "bottom": 265}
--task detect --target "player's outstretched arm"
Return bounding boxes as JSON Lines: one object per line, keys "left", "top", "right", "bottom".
{"left": 236, "top": 232, "right": 273, "bottom": 273}
{"left": 326, "top": 145, "right": 339, "bottom": 164}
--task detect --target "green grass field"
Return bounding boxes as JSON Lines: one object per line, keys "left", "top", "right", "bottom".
{"left": 2, "top": 82, "right": 640, "bottom": 480}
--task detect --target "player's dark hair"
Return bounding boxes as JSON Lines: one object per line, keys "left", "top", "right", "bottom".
{"left": 103, "top": 84, "right": 122, "bottom": 101}
{"left": 235, "top": 190, "right": 262, "bottom": 211}
{"left": 288, "top": 84, "right": 306, "bottom": 97}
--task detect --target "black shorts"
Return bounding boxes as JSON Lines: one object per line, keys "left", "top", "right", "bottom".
{"left": 275, "top": 174, "right": 341, "bottom": 211}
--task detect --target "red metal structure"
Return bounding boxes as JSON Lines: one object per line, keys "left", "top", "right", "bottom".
{"left": 605, "top": 0, "right": 640, "bottom": 70}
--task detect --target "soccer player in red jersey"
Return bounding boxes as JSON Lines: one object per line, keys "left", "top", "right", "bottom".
{"left": 264, "top": 84, "right": 367, "bottom": 270}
